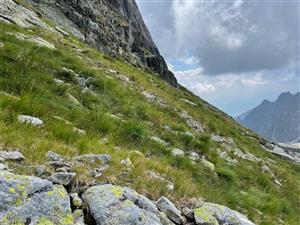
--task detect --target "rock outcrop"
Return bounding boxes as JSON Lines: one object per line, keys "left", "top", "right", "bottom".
{"left": 26, "top": 0, "right": 177, "bottom": 86}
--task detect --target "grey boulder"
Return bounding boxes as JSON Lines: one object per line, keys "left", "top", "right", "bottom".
{"left": 0, "top": 171, "right": 73, "bottom": 224}
{"left": 75, "top": 153, "right": 112, "bottom": 165}
{"left": 83, "top": 184, "right": 172, "bottom": 225}
{"left": 156, "top": 196, "right": 184, "bottom": 224}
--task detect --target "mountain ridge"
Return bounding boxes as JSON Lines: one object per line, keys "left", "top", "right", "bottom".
{"left": 237, "top": 91, "right": 300, "bottom": 143}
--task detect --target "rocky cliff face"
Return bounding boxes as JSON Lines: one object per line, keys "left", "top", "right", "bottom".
{"left": 28, "top": 0, "right": 177, "bottom": 86}
{"left": 237, "top": 92, "right": 300, "bottom": 143}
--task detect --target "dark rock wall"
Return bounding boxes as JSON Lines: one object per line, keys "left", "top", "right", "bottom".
{"left": 30, "top": 0, "right": 177, "bottom": 86}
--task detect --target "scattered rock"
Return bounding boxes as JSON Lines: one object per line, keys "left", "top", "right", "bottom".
{"left": 46, "top": 151, "right": 64, "bottom": 162}
{"left": 0, "top": 163, "right": 8, "bottom": 170}
{"left": 120, "top": 157, "right": 134, "bottom": 171}
{"left": 156, "top": 196, "right": 184, "bottom": 224}
{"left": 70, "top": 193, "right": 83, "bottom": 208}
{"left": 233, "top": 148, "right": 261, "bottom": 162}
{"left": 54, "top": 78, "right": 65, "bottom": 84}
{"left": 179, "top": 111, "right": 204, "bottom": 133}
{"left": 18, "top": 115, "right": 43, "bottom": 126}
{"left": 211, "top": 134, "right": 235, "bottom": 146}
{"left": 147, "top": 171, "right": 174, "bottom": 192}
{"left": 151, "top": 136, "right": 169, "bottom": 146}
{"left": 171, "top": 148, "right": 185, "bottom": 157}
{"left": 0, "top": 171, "right": 73, "bottom": 224}
{"left": 0, "top": 41, "right": 4, "bottom": 48}
{"left": 83, "top": 184, "right": 166, "bottom": 225}
{"left": 73, "top": 127, "right": 86, "bottom": 135}
{"left": 0, "top": 150, "right": 25, "bottom": 161}
{"left": 142, "top": 91, "right": 167, "bottom": 107}
{"left": 200, "top": 159, "right": 215, "bottom": 171}
{"left": 34, "top": 165, "right": 46, "bottom": 177}
{"left": 49, "top": 172, "right": 76, "bottom": 185}
{"left": 74, "top": 153, "right": 111, "bottom": 165}
{"left": 194, "top": 202, "right": 255, "bottom": 225}
{"left": 188, "top": 152, "right": 200, "bottom": 161}
{"left": 0, "top": 157, "right": 4, "bottom": 163}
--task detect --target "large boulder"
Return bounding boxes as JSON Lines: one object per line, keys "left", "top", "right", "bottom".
{"left": 193, "top": 203, "right": 255, "bottom": 225}
{"left": 0, "top": 171, "right": 73, "bottom": 224}
{"left": 83, "top": 184, "right": 172, "bottom": 225}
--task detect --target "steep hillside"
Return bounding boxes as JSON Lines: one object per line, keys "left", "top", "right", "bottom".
{"left": 237, "top": 92, "right": 300, "bottom": 143}
{"left": 0, "top": 1, "right": 300, "bottom": 225}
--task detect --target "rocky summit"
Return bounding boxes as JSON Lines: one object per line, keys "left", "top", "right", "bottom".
{"left": 0, "top": 0, "right": 299, "bottom": 225}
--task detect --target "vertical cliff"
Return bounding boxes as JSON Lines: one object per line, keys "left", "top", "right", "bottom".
{"left": 29, "top": 0, "right": 177, "bottom": 86}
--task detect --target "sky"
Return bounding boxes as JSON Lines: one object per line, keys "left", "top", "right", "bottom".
{"left": 136, "top": 0, "right": 300, "bottom": 116}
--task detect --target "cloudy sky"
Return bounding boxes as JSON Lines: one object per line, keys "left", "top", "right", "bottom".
{"left": 136, "top": 0, "right": 300, "bottom": 116}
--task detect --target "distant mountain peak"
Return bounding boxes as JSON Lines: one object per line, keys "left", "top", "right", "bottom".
{"left": 237, "top": 91, "right": 300, "bottom": 143}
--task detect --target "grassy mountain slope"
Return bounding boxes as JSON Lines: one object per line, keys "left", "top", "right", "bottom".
{"left": 0, "top": 22, "right": 299, "bottom": 225}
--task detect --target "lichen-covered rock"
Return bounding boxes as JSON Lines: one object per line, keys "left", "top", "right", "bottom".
{"left": 0, "top": 171, "right": 73, "bottom": 225}
{"left": 0, "top": 150, "right": 25, "bottom": 161}
{"left": 156, "top": 196, "right": 184, "bottom": 224}
{"left": 194, "top": 203, "right": 255, "bottom": 225}
{"left": 49, "top": 172, "right": 76, "bottom": 185}
{"left": 83, "top": 184, "right": 172, "bottom": 225}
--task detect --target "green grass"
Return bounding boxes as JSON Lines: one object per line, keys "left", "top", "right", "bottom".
{"left": 0, "top": 22, "right": 299, "bottom": 225}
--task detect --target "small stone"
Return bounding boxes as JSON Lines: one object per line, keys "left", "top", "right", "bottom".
{"left": 171, "top": 148, "right": 185, "bottom": 157}
{"left": 75, "top": 154, "right": 111, "bottom": 165}
{"left": 73, "top": 209, "right": 85, "bottom": 225}
{"left": 0, "top": 150, "right": 25, "bottom": 161}
{"left": 0, "top": 163, "right": 8, "bottom": 170}
{"left": 100, "top": 137, "right": 109, "bottom": 144}
{"left": 151, "top": 136, "right": 169, "bottom": 146}
{"left": 55, "top": 167, "right": 69, "bottom": 173}
{"left": 0, "top": 42, "right": 4, "bottom": 48}
{"left": 35, "top": 165, "right": 46, "bottom": 177}
{"left": 54, "top": 78, "right": 65, "bottom": 84}
{"left": 49, "top": 172, "right": 76, "bottom": 185}
{"left": 188, "top": 152, "right": 200, "bottom": 161}
{"left": 156, "top": 196, "right": 184, "bottom": 224}
{"left": 18, "top": 115, "right": 43, "bottom": 126}
{"left": 200, "top": 159, "right": 215, "bottom": 171}
{"left": 48, "top": 161, "right": 72, "bottom": 169}
{"left": 73, "top": 127, "right": 86, "bottom": 135}
{"left": 46, "top": 151, "right": 64, "bottom": 162}
{"left": 0, "top": 157, "right": 4, "bottom": 163}
{"left": 70, "top": 193, "right": 83, "bottom": 208}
